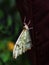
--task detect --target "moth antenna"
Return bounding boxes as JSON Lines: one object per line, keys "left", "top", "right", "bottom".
{"left": 24, "top": 17, "right": 26, "bottom": 25}
{"left": 28, "top": 20, "right": 31, "bottom": 25}
{"left": 29, "top": 27, "right": 33, "bottom": 30}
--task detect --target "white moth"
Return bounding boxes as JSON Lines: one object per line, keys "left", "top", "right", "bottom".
{"left": 13, "top": 17, "right": 33, "bottom": 59}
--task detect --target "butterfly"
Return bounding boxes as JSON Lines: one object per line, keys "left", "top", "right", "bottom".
{"left": 13, "top": 17, "right": 33, "bottom": 59}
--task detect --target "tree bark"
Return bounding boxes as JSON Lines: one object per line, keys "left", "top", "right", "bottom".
{"left": 16, "top": 0, "right": 49, "bottom": 65}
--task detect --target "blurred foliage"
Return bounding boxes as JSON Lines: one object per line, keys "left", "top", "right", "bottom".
{"left": 0, "top": 0, "right": 31, "bottom": 65}
{"left": 0, "top": 10, "right": 4, "bottom": 19}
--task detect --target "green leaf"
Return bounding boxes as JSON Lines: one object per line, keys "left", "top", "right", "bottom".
{"left": 0, "top": 40, "right": 7, "bottom": 50}
{"left": 0, "top": 51, "right": 11, "bottom": 62}
{"left": 15, "top": 11, "right": 22, "bottom": 22}
{"left": 0, "top": 10, "right": 4, "bottom": 19}
{"left": 0, "top": 24, "right": 3, "bottom": 30}
{"left": 14, "top": 11, "right": 23, "bottom": 37}
{"left": 7, "top": 15, "right": 12, "bottom": 27}
{"left": 10, "top": 0, "right": 16, "bottom": 7}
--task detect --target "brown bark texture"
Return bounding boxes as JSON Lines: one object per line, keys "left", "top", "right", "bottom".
{"left": 17, "top": 0, "right": 49, "bottom": 65}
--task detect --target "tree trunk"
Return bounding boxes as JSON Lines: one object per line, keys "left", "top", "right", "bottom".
{"left": 17, "top": 0, "right": 49, "bottom": 65}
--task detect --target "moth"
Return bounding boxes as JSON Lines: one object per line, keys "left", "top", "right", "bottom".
{"left": 13, "top": 17, "right": 33, "bottom": 59}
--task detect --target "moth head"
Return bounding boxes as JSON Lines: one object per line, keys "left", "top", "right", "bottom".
{"left": 23, "top": 17, "right": 33, "bottom": 30}
{"left": 23, "top": 23, "right": 29, "bottom": 30}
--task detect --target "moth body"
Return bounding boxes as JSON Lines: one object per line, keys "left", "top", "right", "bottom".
{"left": 13, "top": 21, "right": 32, "bottom": 59}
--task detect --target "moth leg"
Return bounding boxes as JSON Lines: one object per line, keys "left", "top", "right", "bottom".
{"left": 28, "top": 20, "right": 31, "bottom": 25}
{"left": 24, "top": 17, "right": 26, "bottom": 25}
{"left": 29, "top": 27, "right": 33, "bottom": 30}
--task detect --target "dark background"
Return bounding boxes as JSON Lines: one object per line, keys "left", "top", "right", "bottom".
{"left": 16, "top": 0, "right": 49, "bottom": 65}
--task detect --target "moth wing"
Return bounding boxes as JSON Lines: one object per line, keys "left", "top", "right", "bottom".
{"left": 22, "top": 30, "right": 32, "bottom": 52}
{"left": 13, "top": 29, "right": 26, "bottom": 59}
{"left": 13, "top": 29, "right": 32, "bottom": 59}
{"left": 13, "top": 44, "right": 20, "bottom": 59}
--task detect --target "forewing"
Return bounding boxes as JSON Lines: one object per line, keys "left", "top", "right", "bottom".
{"left": 13, "top": 29, "right": 32, "bottom": 59}
{"left": 13, "top": 29, "right": 26, "bottom": 59}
